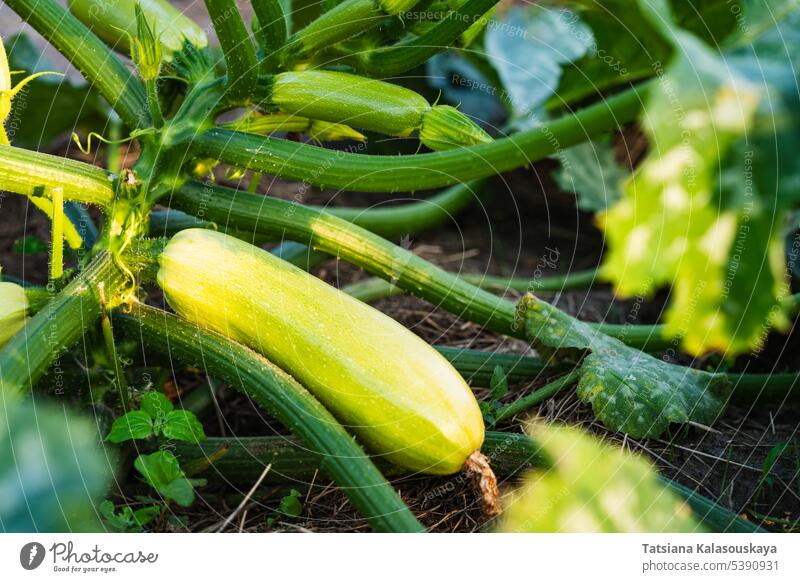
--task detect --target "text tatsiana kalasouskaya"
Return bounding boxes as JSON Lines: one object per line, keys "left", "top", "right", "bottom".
{"left": 642, "top": 544, "right": 777, "bottom": 557}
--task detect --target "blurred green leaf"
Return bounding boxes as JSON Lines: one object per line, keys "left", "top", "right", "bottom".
{"left": 600, "top": 2, "right": 800, "bottom": 356}
{"left": 499, "top": 423, "right": 705, "bottom": 532}
{"left": 277, "top": 489, "right": 303, "bottom": 518}
{"left": 553, "top": 138, "right": 628, "bottom": 212}
{"left": 13, "top": 235, "right": 47, "bottom": 255}
{"left": 4, "top": 33, "right": 104, "bottom": 148}
{"left": 0, "top": 399, "right": 110, "bottom": 532}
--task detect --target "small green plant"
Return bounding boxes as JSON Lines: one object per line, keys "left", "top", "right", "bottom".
{"left": 99, "top": 500, "right": 160, "bottom": 532}
{"left": 106, "top": 391, "right": 207, "bottom": 508}
{"left": 478, "top": 365, "right": 508, "bottom": 426}
{"left": 266, "top": 489, "right": 304, "bottom": 528}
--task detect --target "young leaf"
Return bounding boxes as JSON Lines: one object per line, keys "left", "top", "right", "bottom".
{"left": 161, "top": 410, "right": 207, "bottom": 443}
{"left": 277, "top": 489, "right": 303, "bottom": 518}
{"left": 99, "top": 500, "right": 133, "bottom": 531}
{"left": 134, "top": 450, "right": 201, "bottom": 507}
{"left": 499, "top": 423, "right": 704, "bottom": 532}
{"left": 518, "top": 294, "right": 730, "bottom": 438}
{"left": 140, "top": 391, "right": 174, "bottom": 419}
{"left": 489, "top": 365, "right": 509, "bottom": 400}
{"left": 106, "top": 410, "right": 154, "bottom": 443}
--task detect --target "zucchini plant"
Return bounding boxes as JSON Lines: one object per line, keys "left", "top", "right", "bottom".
{"left": 0, "top": 0, "right": 798, "bottom": 533}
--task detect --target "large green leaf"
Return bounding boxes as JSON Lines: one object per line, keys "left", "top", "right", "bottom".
{"left": 0, "top": 399, "right": 110, "bottom": 532}
{"left": 483, "top": 1, "right": 762, "bottom": 116}
{"left": 500, "top": 423, "right": 704, "bottom": 532}
{"left": 599, "top": 3, "right": 800, "bottom": 356}
{"left": 4, "top": 33, "right": 104, "bottom": 148}
{"left": 518, "top": 294, "right": 730, "bottom": 437}
{"left": 485, "top": 5, "right": 592, "bottom": 120}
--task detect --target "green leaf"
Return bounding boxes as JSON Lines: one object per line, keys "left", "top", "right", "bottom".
{"left": 485, "top": 5, "right": 592, "bottom": 119}
{"left": 499, "top": 423, "right": 705, "bottom": 532}
{"left": 277, "top": 489, "right": 303, "bottom": 518}
{"left": 518, "top": 294, "right": 730, "bottom": 438}
{"left": 162, "top": 410, "right": 207, "bottom": 443}
{"left": 132, "top": 505, "right": 161, "bottom": 527}
{"left": 4, "top": 34, "right": 104, "bottom": 148}
{"left": 489, "top": 365, "right": 509, "bottom": 400}
{"left": 99, "top": 500, "right": 134, "bottom": 531}
{"left": 553, "top": 139, "right": 628, "bottom": 212}
{"left": 140, "top": 391, "right": 174, "bottom": 420}
{"left": 134, "top": 450, "right": 197, "bottom": 507}
{"left": 0, "top": 399, "right": 110, "bottom": 531}
{"left": 13, "top": 235, "right": 47, "bottom": 255}
{"left": 106, "top": 410, "right": 154, "bottom": 443}
{"left": 485, "top": 1, "right": 752, "bottom": 116}
{"left": 599, "top": 5, "right": 799, "bottom": 356}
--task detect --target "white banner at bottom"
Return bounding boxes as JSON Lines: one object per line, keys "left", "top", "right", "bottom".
{"left": 1, "top": 533, "right": 798, "bottom": 581}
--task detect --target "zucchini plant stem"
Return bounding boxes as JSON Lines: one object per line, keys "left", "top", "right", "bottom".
{"left": 168, "top": 181, "right": 660, "bottom": 350}
{"left": 3, "top": 0, "right": 149, "bottom": 130}
{"left": 251, "top": 0, "right": 288, "bottom": 70}
{"left": 204, "top": 0, "right": 259, "bottom": 103}
{"left": 0, "top": 144, "right": 114, "bottom": 208}
{"left": 113, "top": 303, "right": 425, "bottom": 533}
{"left": 0, "top": 252, "right": 127, "bottom": 398}
{"left": 347, "top": 0, "right": 500, "bottom": 76}
{"left": 187, "top": 83, "right": 646, "bottom": 192}
{"left": 173, "top": 432, "right": 762, "bottom": 533}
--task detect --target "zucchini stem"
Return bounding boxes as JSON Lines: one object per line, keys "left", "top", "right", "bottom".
{"left": 187, "top": 84, "right": 646, "bottom": 192}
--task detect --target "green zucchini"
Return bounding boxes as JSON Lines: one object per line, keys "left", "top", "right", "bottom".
{"left": 157, "top": 229, "right": 488, "bottom": 477}
{"left": 269, "top": 71, "right": 492, "bottom": 149}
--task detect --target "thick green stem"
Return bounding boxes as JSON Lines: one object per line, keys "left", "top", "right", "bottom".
{"left": 173, "top": 431, "right": 763, "bottom": 533}
{"left": 204, "top": 0, "right": 259, "bottom": 103}
{"left": 0, "top": 144, "right": 114, "bottom": 208}
{"left": 113, "top": 304, "right": 424, "bottom": 533}
{"left": 344, "top": 269, "right": 602, "bottom": 303}
{"left": 434, "top": 346, "right": 560, "bottom": 387}
{"left": 252, "top": 0, "right": 288, "bottom": 69}
{"left": 3, "top": 0, "right": 148, "bottom": 129}
{"left": 188, "top": 85, "right": 645, "bottom": 192}
{"left": 349, "top": 0, "right": 500, "bottom": 76}
{"left": 168, "top": 180, "right": 665, "bottom": 349}
{"left": 0, "top": 253, "right": 126, "bottom": 398}
{"left": 280, "top": 0, "right": 390, "bottom": 65}
{"left": 145, "top": 78, "right": 165, "bottom": 128}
